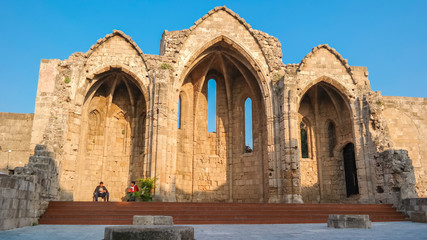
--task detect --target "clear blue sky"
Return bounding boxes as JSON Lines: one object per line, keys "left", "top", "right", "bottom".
{"left": 0, "top": 0, "right": 426, "bottom": 114}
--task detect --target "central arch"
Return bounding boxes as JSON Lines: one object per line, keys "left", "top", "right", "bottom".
{"left": 298, "top": 80, "right": 357, "bottom": 203}
{"left": 175, "top": 39, "right": 268, "bottom": 203}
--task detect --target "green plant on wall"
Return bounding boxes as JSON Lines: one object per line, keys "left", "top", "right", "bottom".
{"left": 64, "top": 77, "right": 71, "bottom": 84}
{"left": 272, "top": 73, "right": 282, "bottom": 82}
{"left": 135, "top": 177, "right": 157, "bottom": 202}
{"left": 160, "top": 63, "right": 173, "bottom": 70}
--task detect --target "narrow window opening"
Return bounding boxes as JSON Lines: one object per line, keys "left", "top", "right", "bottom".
{"left": 207, "top": 79, "right": 216, "bottom": 132}
{"left": 177, "top": 96, "right": 181, "bottom": 129}
{"left": 328, "top": 121, "right": 336, "bottom": 157}
{"left": 244, "top": 98, "right": 253, "bottom": 153}
{"left": 300, "top": 122, "right": 309, "bottom": 158}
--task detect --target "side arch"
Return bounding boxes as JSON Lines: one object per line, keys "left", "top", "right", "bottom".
{"left": 297, "top": 76, "right": 354, "bottom": 104}
{"left": 297, "top": 79, "right": 357, "bottom": 203}
{"left": 74, "top": 68, "right": 149, "bottom": 201}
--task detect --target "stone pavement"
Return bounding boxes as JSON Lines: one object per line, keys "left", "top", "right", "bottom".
{"left": 0, "top": 222, "right": 426, "bottom": 240}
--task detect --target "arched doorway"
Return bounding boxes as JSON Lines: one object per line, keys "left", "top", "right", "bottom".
{"left": 75, "top": 69, "right": 147, "bottom": 201}
{"left": 343, "top": 143, "right": 359, "bottom": 197}
{"left": 175, "top": 40, "right": 268, "bottom": 203}
{"left": 298, "top": 81, "right": 355, "bottom": 203}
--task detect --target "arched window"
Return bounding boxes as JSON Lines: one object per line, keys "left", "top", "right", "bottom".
{"left": 177, "top": 96, "right": 181, "bottom": 129}
{"left": 328, "top": 121, "right": 336, "bottom": 157}
{"left": 244, "top": 98, "right": 253, "bottom": 153}
{"left": 207, "top": 79, "right": 216, "bottom": 132}
{"left": 300, "top": 122, "right": 309, "bottom": 158}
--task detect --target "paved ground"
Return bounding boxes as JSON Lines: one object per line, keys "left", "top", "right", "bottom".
{"left": 0, "top": 222, "right": 426, "bottom": 240}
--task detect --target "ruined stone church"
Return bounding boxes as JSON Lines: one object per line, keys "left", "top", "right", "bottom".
{"left": 1, "top": 6, "right": 426, "bottom": 205}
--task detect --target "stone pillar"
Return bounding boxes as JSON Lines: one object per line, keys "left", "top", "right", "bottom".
{"left": 267, "top": 80, "right": 283, "bottom": 203}
{"left": 281, "top": 87, "right": 302, "bottom": 203}
{"left": 151, "top": 71, "right": 176, "bottom": 202}
{"left": 352, "top": 97, "right": 375, "bottom": 203}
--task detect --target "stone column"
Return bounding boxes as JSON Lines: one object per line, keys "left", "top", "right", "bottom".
{"left": 352, "top": 96, "right": 375, "bottom": 203}
{"left": 281, "top": 86, "right": 302, "bottom": 203}
{"left": 267, "top": 80, "right": 283, "bottom": 203}
{"left": 151, "top": 71, "right": 176, "bottom": 202}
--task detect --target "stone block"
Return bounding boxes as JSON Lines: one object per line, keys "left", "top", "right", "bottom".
{"left": 104, "top": 226, "right": 194, "bottom": 240}
{"left": 133, "top": 215, "right": 174, "bottom": 225}
{"left": 0, "top": 219, "right": 18, "bottom": 231}
{"left": 327, "top": 214, "right": 372, "bottom": 229}
{"left": 410, "top": 211, "right": 427, "bottom": 223}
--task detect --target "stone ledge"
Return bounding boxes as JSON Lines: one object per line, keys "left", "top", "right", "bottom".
{"left": 133, "top": 215, "right": 174, "bottom": 225}
{"left": 104, "top": 226, "right": 194, "bottom": 240}
{"left": 327, "top": 214, "right": 372, "bottom": 229}
{"left": 410, "top": 211, "right": 427, "bottom": 223}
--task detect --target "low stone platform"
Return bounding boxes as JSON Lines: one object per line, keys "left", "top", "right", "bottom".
{"left": 401, "top": 198, "right": 427, "bottom": 223}
{"left": 327, "top": 214, "right": 372, "bottom": 229}
{"left": 133, "top": 215, "right": 174, "bottom": 225}
{"left": 410, "top": 211, "right": 427, "bottom": 223}
{"left": 104, "top": 226, "right": 194, "bottom": 240}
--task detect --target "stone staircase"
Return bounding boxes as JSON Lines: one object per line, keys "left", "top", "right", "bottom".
{"left": 38, "top": 202, "right": 408, "bottom": 225}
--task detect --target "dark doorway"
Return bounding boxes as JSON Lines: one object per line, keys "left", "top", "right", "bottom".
{"left": 343, "top": 143, "right": 359, "bottom": 197}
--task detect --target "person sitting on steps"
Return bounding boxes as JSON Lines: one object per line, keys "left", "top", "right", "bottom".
{"left": 94, "top": 181, "right": 109, "bottom": 202}
{"left": 126, "top": 181, "right": 139, "bottom": 201}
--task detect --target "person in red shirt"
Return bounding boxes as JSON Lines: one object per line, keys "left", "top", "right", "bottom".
{"left": 126, "top": 181, "right": 139, "bottom": 201}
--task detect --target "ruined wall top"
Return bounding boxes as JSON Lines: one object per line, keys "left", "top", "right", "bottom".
{"left": 298, "top": 44, "right": 355, "bottom": 83}
{"left": 31, "top": 5, "right": 373, "bottom": 109}
{"left": 159, "top": 6, "right": 284, "bottom": 74}
{"left": 44, "top": 6, "right": 368, "bottom": 90}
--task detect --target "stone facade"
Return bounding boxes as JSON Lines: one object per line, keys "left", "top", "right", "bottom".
{"left": 0, "top": 113, "right": 34, "bottom": 173}
{"left": 1, "top": 6, "right": 426, "bottom": 204}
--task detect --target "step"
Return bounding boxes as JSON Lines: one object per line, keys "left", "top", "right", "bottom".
{"left": 38, "top": 201, "right": 409, "bottom": 225}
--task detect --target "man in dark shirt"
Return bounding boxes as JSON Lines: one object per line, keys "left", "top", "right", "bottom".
{"left": 93, "top": 181, "right": 109, "bottom": 202}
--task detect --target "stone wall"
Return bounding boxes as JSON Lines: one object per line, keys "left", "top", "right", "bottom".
{"left": 401, "top": 198, "right": 427, "bottom": 222}
{"left": 0, "top": 145, "right": 58, "bottom": 230}
{"left": 373, "top": 149, "right": 417, "bottom": 207}
{"left": 0, "top": 113, "right": 33, "bottom": 173}
{"left": 0, "top": 174, "right": 38, "bottom": 230}
{"left": 381, "top": 96, "right": 427, "bottom": 197}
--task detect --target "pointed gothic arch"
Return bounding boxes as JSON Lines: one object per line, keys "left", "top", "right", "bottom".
{"left": 174, "top": 37, "right": 269, "bottom": 203}
{"left": 297, "top": 80, "right": 356, "bottom": 203}
{"left": 75, "top": 68, "right": 148, "bottom": 201}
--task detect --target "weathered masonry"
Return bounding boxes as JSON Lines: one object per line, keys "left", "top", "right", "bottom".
{"left": 1, "top": 6, "right": 426, "bottom": 205}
